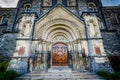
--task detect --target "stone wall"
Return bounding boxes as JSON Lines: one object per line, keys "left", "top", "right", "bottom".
{"left": 7, "top": 58, "right": 28, "bottom": 75}
{"left": 0, "top": 33, "right": 17, "bottom": 56}
{"left": 102, "top": 32, "right": 120, "bottom": 55}
{"left": 78, "top": 0, "right": 87, "bottom": 15}
{"left": 89, "top": 56, "right": 113, "bottom": 72}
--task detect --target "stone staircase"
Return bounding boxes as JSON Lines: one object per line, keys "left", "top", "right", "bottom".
{"left": 16, "top": 66, "right": 103, "bottom": 80}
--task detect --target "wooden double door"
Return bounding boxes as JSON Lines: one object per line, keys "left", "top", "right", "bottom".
{"left": 52, "top": 43, "right": 68, "bottom": 66}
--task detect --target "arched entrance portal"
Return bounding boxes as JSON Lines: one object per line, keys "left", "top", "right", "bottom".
{"left": 52, "top": 43, "right": 68, "bottom": 66}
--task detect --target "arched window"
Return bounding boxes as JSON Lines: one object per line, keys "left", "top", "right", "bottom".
{"left": 0, "top": 15, "right": 8, "bottom": 25}
{"left": 0, "top": 15, "right": 3, "bottom": 24}
{"left": 88, "top": 3, "right": 97, "bottom": 11}
{"left": 52, "top": 0, "right": 57, "bottom": 6}
{"left": 62, "top": 0, "right": 67, "bottom": 6}
{"left": 23, "top": 3, "right": 31, "bottom": 11}
{"left": 52, "top": 0, "right": 67, "bottom": 6}
{"left": 42, "top": 0, "right": 77, "bottom": 7}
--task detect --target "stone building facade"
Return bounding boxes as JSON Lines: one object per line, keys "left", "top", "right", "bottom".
{"left": 102, "top": 6, "right": 120, "bottom": 55}
{"left": 0, "top": 0, "right": 119, "bottom": 74}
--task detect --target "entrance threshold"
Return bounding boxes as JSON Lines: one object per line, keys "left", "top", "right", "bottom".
{"left": 48, "top": 66, "right": 72, "bottom": 73}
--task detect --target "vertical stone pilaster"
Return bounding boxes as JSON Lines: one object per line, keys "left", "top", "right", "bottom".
{"left": 78, "top": 41, "right": 82, "bottom": 52}
{"left": 82, "top": 11, "right": 113, "bottom": 72}
{"left": 43, "top": 51, "right": 48, "bottom": 72}
{"left": 84, "top": 14, "right": 95, "bottom": 56}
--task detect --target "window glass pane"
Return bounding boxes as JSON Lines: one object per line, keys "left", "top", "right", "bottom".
{"left": 52, "top": 0, "right": 57, "bottom": 6}
{"left": 62, "top": 0, "right": 67, "bottom": 6}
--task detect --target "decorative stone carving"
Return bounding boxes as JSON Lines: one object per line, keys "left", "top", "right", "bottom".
{"left": 57, "top": 0, "right": 62, "bottom": 4}
{"left": 43, "top": 0, "right": 52, "bottom": 6}
{"left": 68, "top": 0, "right": 76, "bottom": 6}
{"left": 53, "top": 36, "right": 67, "bottom": 43}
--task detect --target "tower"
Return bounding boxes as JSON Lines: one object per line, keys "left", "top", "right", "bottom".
{"left": 7, "top": 0, "right": 38, "bottom": 74}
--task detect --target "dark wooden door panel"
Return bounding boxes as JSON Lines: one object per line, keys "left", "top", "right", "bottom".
{"left": 52, "top": 43, "right": 68, "bottom": 66}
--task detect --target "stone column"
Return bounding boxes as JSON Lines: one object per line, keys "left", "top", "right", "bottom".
{"left": 35, "top": 55, "right": 41, "bottom": 70}
{"left": 78, "top": 39, "right": 82, "bottom": 53}
{"left": 72, "top": 53, "right": 75, "bottom": 70}
{"left": 43, "top": 41, "right": 46, "bottom": 51}
{"left": 44, "top": 51, "right": 47, "bottom": 71}
{"left": 73, "top": 53, "right": 77, "bottom": 70}
{"left": 46, "top": 42, "right": 51, "bottom": 51}
{"left": 49, "top": 42, "right": 52, "bottom": 51}
{"left": 29, "top": 58, "right": 33, "bottom": 72}
{"left": 69, "top": 42, "right": 73, "bottom": 51}
{"left": 38, "top": 41, "right": 42, "bottom": 53}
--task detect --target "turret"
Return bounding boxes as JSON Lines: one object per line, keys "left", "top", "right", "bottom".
{"left": 81, "top": 9, "right": 113, "bottom": 72}
{"left": 7, "top": 9, "right": 37, "bottom": 74}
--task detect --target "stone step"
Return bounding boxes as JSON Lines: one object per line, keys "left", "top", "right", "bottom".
{"left": 17, "top": 78, "right": 103, "bottom": 80}
{"left": 17, "top": 76, "right": 103, "bottom": 80}
{"left": 44, "top": 78, "right": 104, "bottom": 80}
{"left": 45, "top": 72, "right": 101, "bottom": 79}
{"left": 17, "top": 66, "right": 103, "bottom": 80}
{"left": 47, "top": 66, "right": 72, "bottom": 73}
{"left": 23, "top": 73, "right": 97, "bottom": 76}
{"left": 17, "top": 72, "right": 103, "bottom": 80}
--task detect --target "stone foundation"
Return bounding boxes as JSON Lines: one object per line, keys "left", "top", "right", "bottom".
{"left": 89, "top": 56, "right": 114, "bottom": 73}
{"left": 7, "top": 58, "right": 28, "bottom": 74}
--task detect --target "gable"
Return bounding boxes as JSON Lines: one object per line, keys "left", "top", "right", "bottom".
{"left": 36, "top": 4, "right": 83, "bottom": 25}
{"left": 34, "top": 4, "right": 86, "bottom": 40}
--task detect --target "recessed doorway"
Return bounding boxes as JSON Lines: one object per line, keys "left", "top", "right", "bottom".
{"left": 52, "top": 43, "right": 68, "bottom": 66}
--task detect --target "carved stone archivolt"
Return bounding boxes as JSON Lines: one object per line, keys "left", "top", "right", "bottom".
{"left": 34, "top": 19, "right": 84, "bottom": 43}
